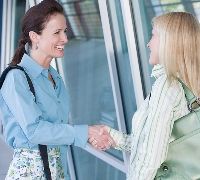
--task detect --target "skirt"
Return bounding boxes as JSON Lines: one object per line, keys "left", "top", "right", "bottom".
{"left": 5, "top": 147, "right": 65, "bottom": 180}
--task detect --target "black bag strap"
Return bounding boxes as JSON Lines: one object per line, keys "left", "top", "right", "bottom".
{"left": 0, "top": 65, "right": 35, "bottom": 95}
{"left": 0, "top": 65, "right": 52, "bottom": 180}
{"left": 38, "top": 145, "right": 52, "bottom": 180}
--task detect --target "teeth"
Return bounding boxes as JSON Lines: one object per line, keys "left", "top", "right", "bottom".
{"left": 56, "top": 45, "right": 64, "bottom": 50}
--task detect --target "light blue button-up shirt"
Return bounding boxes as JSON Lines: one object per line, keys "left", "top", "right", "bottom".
{"left": 0, "top": 54, "right": 88, "bottom": 179}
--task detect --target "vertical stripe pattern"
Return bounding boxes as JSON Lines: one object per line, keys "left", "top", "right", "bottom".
{"left": 110, "top": 64, "right": 189, "bottom": 180}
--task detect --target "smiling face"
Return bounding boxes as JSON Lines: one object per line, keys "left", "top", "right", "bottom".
{"left": 147, "top": 27, "right": 159, "bottom": 65}
{"left": 36, "top": 13, "right": 68, "bottom": 60}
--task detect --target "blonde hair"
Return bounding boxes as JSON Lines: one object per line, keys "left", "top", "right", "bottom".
{"left": 153, "top": 12, "right": 200, "bottom": 96}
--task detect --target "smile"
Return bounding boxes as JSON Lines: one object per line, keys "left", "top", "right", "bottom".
{"left": 55, "top": 45, "right": 64, "bottom": 50}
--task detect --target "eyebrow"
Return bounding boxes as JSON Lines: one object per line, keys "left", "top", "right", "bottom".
{"left": 57, "top": 27, "right": 68, "bottom": 30}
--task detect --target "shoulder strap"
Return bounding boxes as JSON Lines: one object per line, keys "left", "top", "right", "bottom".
{"left": 0, "top": 65, "right": 35, "bottom": 98}
{"left": 178, "top": 79, "right": 194, "bottom": 101}
{"left": 0, "top": 65, "right": 52, "bottom": 180}
{"left": 178, "top": 79, "right": 200, "bottom": 111}
{"left": 39, "top": 145, "right": 52, "bottom": 180}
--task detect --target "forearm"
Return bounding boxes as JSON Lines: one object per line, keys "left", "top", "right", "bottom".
{"left": 108, "top": 127, "right": 131, "bottom": 152}
{"left": 26, "top": 121, "right": 88, "bottom": 148}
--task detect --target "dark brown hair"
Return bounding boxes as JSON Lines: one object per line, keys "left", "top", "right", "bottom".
{"left": 10, "top": 0, "right": 64, "bottom": 65}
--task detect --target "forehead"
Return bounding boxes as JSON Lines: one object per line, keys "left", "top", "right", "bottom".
{"left": 43, "top": 13, "right": 67, "bottom": 30}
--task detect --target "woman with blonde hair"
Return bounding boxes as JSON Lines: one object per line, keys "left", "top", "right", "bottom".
{"left": 102, "top": 12, "right": 200, "bottom": 179}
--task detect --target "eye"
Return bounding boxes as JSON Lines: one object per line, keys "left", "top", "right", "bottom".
{"left": 64, "top": 28, "right": 68, "bottom": 34}
{"left": 54, "top": 31, "right": 60, "bottom": 34}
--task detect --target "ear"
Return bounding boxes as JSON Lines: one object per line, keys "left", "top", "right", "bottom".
{"left": 29, "top": 31, "right": 40, "bottom": 44}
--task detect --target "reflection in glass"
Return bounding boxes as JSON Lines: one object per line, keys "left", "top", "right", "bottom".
{"left": 14, "top": 0, "right": 26, "bottom": 50}
{"left": 160, "top": 0, "right": 181, "bottom": 5}
{"left": 132, "top": 0, "right": 200, "bottom": 96}
{"left": 58, "top": 0, "right": 125, "bottom": 179}
{"left": 193, "top": 2, "right": 200, "bottom": 19}
{"left": 72, "top": 146, "right": 126, "bottom": 180}
{"left": 107, "top": 0, "right": 136, "bottom": 133}
{"left": 62, "top": 1, "right": 103, "bottom": 39}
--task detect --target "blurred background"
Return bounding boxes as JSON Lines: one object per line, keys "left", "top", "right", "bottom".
{"left": 0, "top": 0, "right": 200, "bottom": 179}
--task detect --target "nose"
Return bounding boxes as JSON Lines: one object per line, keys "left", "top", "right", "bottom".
{"left": 147, "top": 42, "right": 150, "bottom": 48}
{"left": 62, "top": 33, "right": 68, "bottom": 44}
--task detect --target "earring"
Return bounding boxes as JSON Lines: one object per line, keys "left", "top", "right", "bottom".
{"left": 35, "top": 43, "right": 38, "bottom": 50}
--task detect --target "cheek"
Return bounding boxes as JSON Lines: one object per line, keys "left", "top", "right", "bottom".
{"left": 153, "top": 49, "right": 159, "bottom": 65}
{"left": 149, "top": 50, "right": 159, "bottom": 65}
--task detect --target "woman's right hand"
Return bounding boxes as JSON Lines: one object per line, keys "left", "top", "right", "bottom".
{"left": 88, "top": 125, "right": 116, "bottom": 150}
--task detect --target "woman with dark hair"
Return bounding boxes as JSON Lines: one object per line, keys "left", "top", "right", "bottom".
{"left": 0, "top": 0, "right": 114, "bottom": 179}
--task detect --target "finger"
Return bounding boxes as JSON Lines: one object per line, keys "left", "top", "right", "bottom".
{"left": 91, "top": 139, "right": 98, "bottom": 146}
{"left": 108, "top": 137, "right": 116, "bottom": 147}
{"left": 104, "top": 141, "right": 111, "bottom": 150}
{"left": 102, "top": 125, "right": 110, "bottom": 134}
{"left": 92, "top": 143, "right": 103, "bottom": 150}
{"left": 88, "top": 137, "right": 95, "bottom": 144}
{"left": 96, "top": 144, "right": 107, "bottom": 151}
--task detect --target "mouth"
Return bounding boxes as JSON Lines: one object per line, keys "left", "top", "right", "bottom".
{"left": 55, "top": 45, "right": 64, "bottom": 51}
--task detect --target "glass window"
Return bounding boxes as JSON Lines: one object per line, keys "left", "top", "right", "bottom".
{"left": 131, "top": 0, "right": 200, "bottom": 96}
{"left": 106, "top": 0, "right": 136, "bottom": 133}
{"left": 193, "top": 2, "right": 200, "bottom": 19}
{"left": 72, "top": 147, "right": 125, "bottom": 180}
{"left": 58, "top": 0, "right": 126, "bottom": 179}
{"left": 0, "top": 0, "right": 3, "bottom": 56}
{"left": 14, "top": 0, "right": 26, "bottom": 50}
{"left": 0, "top": 0, "right": 3, "bottom": 133}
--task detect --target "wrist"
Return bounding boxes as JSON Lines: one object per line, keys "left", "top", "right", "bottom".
{"left": 88, "top": 126, "right": 95, "bottom": 139}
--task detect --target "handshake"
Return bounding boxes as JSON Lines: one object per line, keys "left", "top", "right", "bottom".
{"left": 88, "top": 125, "right": 116, "bottom": 151}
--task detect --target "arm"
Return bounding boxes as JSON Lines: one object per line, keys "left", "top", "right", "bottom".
{"left": 104, "top": 95, "right": 151, "bottom": 152}
{"left": 108, "top": 127, "right": 131, "bottom": 152}
{"left": 131, "top": 75, "right": 187, "bottom": 180}
{"left": 1, "top": 70, "right": 88, "bottom": 148}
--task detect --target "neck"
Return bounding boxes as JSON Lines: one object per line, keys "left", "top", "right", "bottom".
{"left": 30, "top": 51, "right": 52, "bottom": 68}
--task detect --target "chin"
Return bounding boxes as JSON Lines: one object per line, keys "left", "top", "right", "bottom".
{"left": 55, "top": 54, "right": 65, "bottom": 58}
{"left": 149, "top": 58, "right": 158, "bottom": 65}
{"left": 149, "top": 59, "right": 154, "bottom": 65}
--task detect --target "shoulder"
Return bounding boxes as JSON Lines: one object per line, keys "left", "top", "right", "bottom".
{"left": 1, "top": 68, "right": 29, "bottom": 93}
{"left": 3, "top": 68, "right": 27, "bottom": 78}
{"left": 151, "top": 75, "right": 185, "bottom": 108}
{"left": 153, "top": 74, "right": 183, "bottom": 95}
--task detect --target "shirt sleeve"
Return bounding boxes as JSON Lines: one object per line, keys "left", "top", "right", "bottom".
{"left": 108, "top": 94, "right": 151, "bottom": 153}
{"left": 109, "top": 127, "right": 131, "bottom": 152}
{"left": 1, "top": 70, "right": 88, "bottom": 148}
{"left": 131, "top": 75, "right": 187, "bottom": 180}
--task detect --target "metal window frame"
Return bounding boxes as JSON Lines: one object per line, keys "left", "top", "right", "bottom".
{"left": 97, "top": 0, "right": 129, "bottom": 173}
{"left": 0, "top": 0, "right": 15, "bottom": 73}
{"left": 131, "top": 0, "right": 153, "bottom": 96}
{"left": 96, "top": 0, "right": 146, "bottom": 173}
{"left": 119, "top": 0, "right": 144, "bottom": 107}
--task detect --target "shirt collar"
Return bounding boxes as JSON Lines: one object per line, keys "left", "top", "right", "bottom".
{"left": 49, "top": 66, "right": 61, "bottom": 79}
{"left": 19, "top": 54, "right": 47, "bottom": 79}
{"left": 151, "top": 64, "right": 166, "bottom": 79}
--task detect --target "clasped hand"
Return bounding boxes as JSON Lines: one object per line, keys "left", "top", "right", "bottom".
{"left": 88, "top": 125, "right": 115, "bottom": 150}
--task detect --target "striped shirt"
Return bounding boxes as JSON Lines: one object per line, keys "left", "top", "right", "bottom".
{"left": 109, "top": 64, "right": 189, "bottom": 180}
